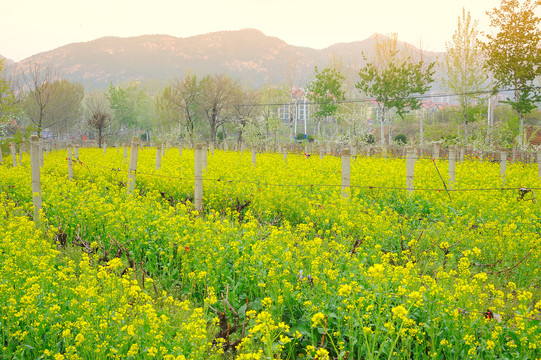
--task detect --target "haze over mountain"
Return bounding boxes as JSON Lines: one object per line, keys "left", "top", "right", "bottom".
{"left": 5, "top": 29, "right": 444, "bottom": 91}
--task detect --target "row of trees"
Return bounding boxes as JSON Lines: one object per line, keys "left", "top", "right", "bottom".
{"left": 0, "top": 0, "right": 539, "bottom": 148}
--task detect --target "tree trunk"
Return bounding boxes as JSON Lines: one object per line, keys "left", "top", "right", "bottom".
{"left": 519, "top": 112, "right": 525, "bottom": 145}
{"left": 380, "top": 108, "right": 385, "bottom": 147}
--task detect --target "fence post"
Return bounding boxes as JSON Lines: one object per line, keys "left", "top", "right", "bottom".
{"left": 283, "top": 146, "right": 287, "bottom": 163}
{"left": 341, "top": 148, "right": 351, "bottom": 199}
{"left": 202, "top": 143, "right": 208, "bottom": 170}
{"left": 432, "top": 143, "right": 440, "bottom": 160}
{"left": 0, "top": 145, "right": 3, "bottom": 165}
{"left": 123, "top": 144, "right": 127, "bottom": 162}
{"left": 179, "top": 144, "right": 183, "bottom": 156}
{"left": 500, "top": 150, "right": 507, "bottom": 181}
{"left": 252, "top": 146, "right": 257, "bottom": 167}
{"left": 73, "top": 144, "right": 79, "bottom": 160}
{"left": 127, "top": 137, "right": 139, "bottom": 195}
{"left": 194, "top": 143, "right": 203, "bottom": 213}
{"left": 156, "top": 144, "right": 162, "bottom": 170}
{"left": 448, "top": 146, "right": 457, "bottom": 186}
{"left": 19, "top": 142, "right": 25, "bottom": 165}
{"left": 67, "top": 145, "right": 73, "bottom": 181}
{"left": 406, "top": 147, "right": 417, "bottom": 194}
{"left": 210, "top": 142, "right": 215, "bottom": 155}
{"left": 30, "top": 136, "right": 42, "bottom": 227}
{"left": 10, "top": 142, "right": 17, "bottom": 167}
{"left": 103, "top": 142, "right": 107, "bottom": 155}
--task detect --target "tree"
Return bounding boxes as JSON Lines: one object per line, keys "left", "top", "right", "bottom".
{"left": 442, "top": 7, "right": 487, "bottom": 136}
{"left": 161, "top": 75, "right": 202, "bottom": 146}
{"left": 85, "top": 92, "right": 111, "bottom": 148}
{"left": 232, "top": 88, "right": 261, "bottom": 146}
{"left": 0, "top": 59, "right": 21, "bottom": 132}
{"left": 106, "top": 82, "right": 149, "bottom": 137}
{"left": 21, "top": 62, "right": 59, "bottom": 137}
{"left": 482, "top": 0, "right": 541, "bottom": 145}
{"left": 306, "top": 65, "right": 346, "bottom": 137}
{"left": 356, "top": 35, "right": 435, "bottom": 146}
{"left": 23, "top": 64, "right": 84, "bottom": 139}
{"left": 199, "top": 74, "right": 239, "bottom": 143}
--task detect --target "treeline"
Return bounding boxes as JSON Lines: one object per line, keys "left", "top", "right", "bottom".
{"left": 1, "top": 0, "right": 540, "bottom": 149}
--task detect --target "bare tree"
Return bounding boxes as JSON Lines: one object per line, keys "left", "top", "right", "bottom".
{"left": 86, "top": 93, "right": 111, "bottom": 148}
{"left": 22, "top": 62, "right": 60, "bottom": 137}
{"left": 232, "top": 88, "right": 261, "bottom": 146}
{"left": 199, "top": 74, "right": 239, "bottom": 143}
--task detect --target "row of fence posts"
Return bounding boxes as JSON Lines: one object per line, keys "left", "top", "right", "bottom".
{"left": 13, "top": 136, "right": 541, "bottom": 227}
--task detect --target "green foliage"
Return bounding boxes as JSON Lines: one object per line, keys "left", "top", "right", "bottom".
{"left": 365, "top": 134, "right": 375, "bottom": 144}
{"left": 306, "top": 66, "right": 345, "bottom": 119}
{"left": 482, "top": 0, "right": 541, "bottom": 141}
{"left": 0, "top": 59, "right": 20, "bottom": 127}
{"left": 442, "top": 8, "right": 487, "bottom": 125}
{"left": 357, "top": 55, "right": 435, "bottom": 119}
{"left": 394, "top": 134, "right": 407, "bottom": 144}
{"left": 295, "top": 133, "right": 307, "bottom": 141}
{"left": 106, "top": 82, "right": 150, "bottom": 132}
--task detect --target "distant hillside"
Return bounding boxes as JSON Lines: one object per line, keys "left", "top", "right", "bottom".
{"left": 11, "top": 29, "right": 444, "bottom": 91}
{"left": 0, "top": 55, "right": 15, "bottom": 66}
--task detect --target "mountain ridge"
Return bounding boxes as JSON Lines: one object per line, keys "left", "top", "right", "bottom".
{"left": 5, "top": 29, "right": 444, "bottom": 90}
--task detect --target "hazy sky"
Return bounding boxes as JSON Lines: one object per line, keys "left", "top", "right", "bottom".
{"left": 1, "top": 0, "right": 517, "bottom": 62}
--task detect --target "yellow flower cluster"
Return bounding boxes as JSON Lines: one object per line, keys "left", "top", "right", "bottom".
{"left": 1, "top": 146, "right": 540, "bottom": 358}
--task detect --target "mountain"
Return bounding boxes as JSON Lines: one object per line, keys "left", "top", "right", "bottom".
{"left": 11, "top": 29, "right": 444, "bottom": 90}
{"left": 1, "top": 55, "right": 15, "bottom": 66}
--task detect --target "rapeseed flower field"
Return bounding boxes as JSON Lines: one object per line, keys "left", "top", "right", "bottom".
{"left": 0, "top": 145, "right": 540, "bottom": 359}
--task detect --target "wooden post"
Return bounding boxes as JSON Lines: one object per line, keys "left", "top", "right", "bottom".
{"left": 194, "top": 143, "right": 203, "bottom": 213}
{"left": 103, "top": 142, "right": 107, "bottom": 155}
{"left": 406, "top": 147, "right": 417, "bottom": 194}
{"left": 127, "top": 137, "right": 139, "bottom": 195}
{"left": 155, "top": 145, "right": 162, "bottom": 170}
{"left": 283, "top": 147, "right": 287, "bottom": 163}
{"left": 512, "top": 147, "right": 517, "bottom": 163}
{"left": 162, "top": 143, "right": 165, "bottom": 156}
{"left": 123, "top": 144, "right": 127, "bottom": 162}
{"left": 251, "top": 147, "right": 257, "bottom": 167}
{"left": 341, "top": 148, "right": 351, "bottom": 199}
{"left": 19, "top": 142, "right": 24, "bottom": 165}
{"left": 0, "top": 145, "right": 3, "bottom": 164}
{"left": 448, "top": 146, "right": 457, "bottom": 186}
{"left": 500, "top": 150, "right": 507, "bottom": 180}
{"left": 459, "top": 147, "right": 465, "bottom": 162}
{"left": 39, "top": 142, "right": 44, "bottom": 167}
{"left": 432, "top": 143, "right": 441, "bottom": 160}
{"left": 30, "top": 136, "right": 41, "bottom": 227}
{"left": 179, "top": 144, "right": 183, "bottom": 156}
{"left": 202, "top": 143, "right": 208, "bottom": 171}
{"left": 73, "top": 145, "right": 79, "bottom": 160}
{"left": 350, "top": 145, "right": 357, "bottom": 159}
{"left": 67, "top": 145, "right": 73, "bottom": 181}
{"left": 10, "top": 142, "right": 17, "bottom": 167}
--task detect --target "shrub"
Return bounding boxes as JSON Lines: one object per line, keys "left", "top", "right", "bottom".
{"left": 394, "top": 134, "right": 407, "bottom": 144}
